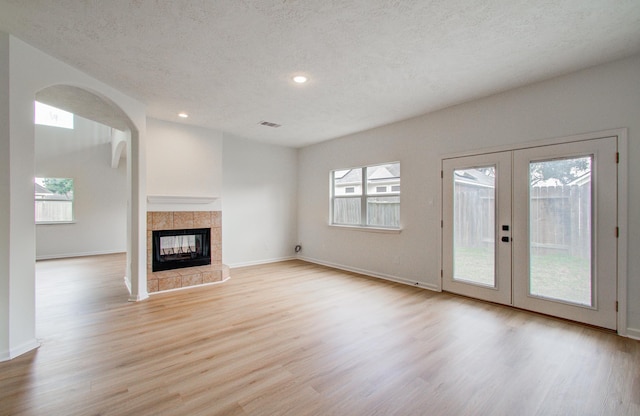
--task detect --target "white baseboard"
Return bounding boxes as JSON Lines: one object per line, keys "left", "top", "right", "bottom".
{"left": 36, "top": 250, "right": 125, "bottom": 261}
{"left": 0, "top": 339, "right": 40, "bottom": 362}
{"left": 128, "top": 292, "right": 150, "bottom": 302}
{"left": 297, "top": 256, "right": 440, "bottom": 292}
{"left": 227, "top": 256, "right": 296, "bottom": 269}
{"left": 625, "top": 327, "right": 640, "bottom": 340}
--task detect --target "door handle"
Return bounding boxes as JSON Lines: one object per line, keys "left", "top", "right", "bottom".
{"left": 501, "top": 236, "right": 510, "bottom": 243}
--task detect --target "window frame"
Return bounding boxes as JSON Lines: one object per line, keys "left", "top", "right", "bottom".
{"left": 330, "top": 162, "right": 401, "bottom": 231}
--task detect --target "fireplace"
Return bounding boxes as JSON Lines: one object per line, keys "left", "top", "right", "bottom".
{"left": 147, "top": 211, "right": 229, "bottom": 293}
{"left": 152, "top": 228, "right": 211, "bottom": 272}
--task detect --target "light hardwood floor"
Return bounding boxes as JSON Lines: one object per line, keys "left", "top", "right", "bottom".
{"left": 1, "top": 253, "right": 639, "bottom": 415}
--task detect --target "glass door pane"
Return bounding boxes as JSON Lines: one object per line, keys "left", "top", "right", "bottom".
{"left": 453, "top": 167, "right": 496, "bottom": 287}
{"left": 528, "top": 157, "right": 592, "bottom": 306}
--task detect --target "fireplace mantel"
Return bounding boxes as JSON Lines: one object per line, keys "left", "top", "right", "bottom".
{"left": 147, "top": 195, "right": 218, "bottom": 205}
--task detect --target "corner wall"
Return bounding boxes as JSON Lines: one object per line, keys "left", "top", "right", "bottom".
{"left": 222, "top": 134, "right": 298, "bottom": 267}
{"left": 297, "top": 54, "right": 640, "bottom": 335}
{"left": 146, "top": 120, "right": 298, "bottom": 268}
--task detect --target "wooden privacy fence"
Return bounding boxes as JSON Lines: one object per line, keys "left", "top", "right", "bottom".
{"left": 35, "top": 200, "right": 73, "bottom": 222}
{"left": 367, "top": 199, "right": 400, "bottom": 227}
{"left": 333, "top": 198, "right": 400, "bottom": 227}
{"left": 454, "top": 182, "right": 590, "bottom": 258}
{"left": 530, "top": 184, "right": 590, "bottom": 258}
{"left": 454, "top": 184, "right": 495, "bottom": 248}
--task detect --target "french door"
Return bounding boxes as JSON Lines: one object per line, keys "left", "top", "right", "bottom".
{"left": 442, "top": 137, "right": 618, "bottom": 330}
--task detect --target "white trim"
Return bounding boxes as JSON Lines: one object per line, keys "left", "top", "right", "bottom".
{"left": 147, "top": 195, "right": 218, "bottom": 204}
{"left": 128, "top": 292, "right": 149, "bottom": 302}
{"left": 625, "top": 328, "right": 640, "bottom": 341}
{"left": 298, "top": 255, "right": 440, "bottom": 292}
{"left": 328, "top": 224, "right": 402, "bottom": 234}
{"left": 0, "top": 339, "right": 40, "bottom": 362}
{"left": 35, "top": 250, "right": 125, "bottom": 261}
{"left": 227, "top": 256, "right": 296, "bottom": 269}
{"left": 616, "top": 130, "right": 628, "bottom": 336}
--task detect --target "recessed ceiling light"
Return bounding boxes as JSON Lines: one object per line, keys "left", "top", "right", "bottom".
{"left": 293, "top": 75, "right": 308, "bottom": 84}
{"left": 178, "top": 112, "right": 189, "bottom": 118}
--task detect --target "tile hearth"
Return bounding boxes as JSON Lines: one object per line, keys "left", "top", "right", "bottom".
{"left": 146, "top": 211, "right": 229, "bottom": 293}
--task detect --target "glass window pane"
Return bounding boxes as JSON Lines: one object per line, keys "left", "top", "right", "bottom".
{"left": 34, "top": 101, "right": 74, "bottom": 129}
{"left": 333, "top": 169, "right": 362, "bottom": 196}
{"left": 367, "top": 163, "right": 400, "bottom": 195}
{"left": 529, "top": 157, "right": 592, "bottom": 306}
{"left": 453, "top": 167, "right": 496, "bottom": 287}
{"left": 333, "top": 197, "right": 361, "bottom": 225}
{"left": 367, "top": 196, "right": 400, "bottom": 227}
{"left": 331, "top": 162, "right": 400, "bottom": 229}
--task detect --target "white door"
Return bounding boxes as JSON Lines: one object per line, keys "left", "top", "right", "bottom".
{"left": 442, "top": 137, "right": 618, "bottom": 330}
{"left": 442, "top": 152, "right": 512, "bottom": 305}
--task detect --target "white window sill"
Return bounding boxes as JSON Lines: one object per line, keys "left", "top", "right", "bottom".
{"left": 36, "top": 221, "right": 76, "bottom": 225}
{"left": 329, "top": 224, "right": 402, "bottom": 234}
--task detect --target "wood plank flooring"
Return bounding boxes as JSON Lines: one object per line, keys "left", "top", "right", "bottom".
{"left": 1, "top": 253, "right": 639, "bottom": 415}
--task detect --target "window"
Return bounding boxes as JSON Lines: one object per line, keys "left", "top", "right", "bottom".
{"left": 34, "top": 101, "right": 74, "bottom": 129}
{"left": 35, "top": 177, "right": 74, "bottom": 223}
{"left": 331, "top": 162, "right": 400, "bottom": 229}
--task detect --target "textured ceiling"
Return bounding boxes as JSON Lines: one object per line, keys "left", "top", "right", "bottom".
{"left": 1, "top": 0, "right": 639, "bottom": 147}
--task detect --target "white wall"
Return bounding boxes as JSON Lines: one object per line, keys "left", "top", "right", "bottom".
{"left": 1, "top": 34, "right": 147, "bottom": 361}
{"left": 146, "top": 118, "right": 222, "bottom": 212}
{"left": 222, "top": 134, "right": 298, "bottom": 267}
{"left": 35, "top": 117, "right": 127, "bottom": 259}
{"left": 0, "top": 32, "right": 11, "bottom": 361}
{"left": 298, "top": 54, "right": 640, "bottom": 336}
{"left": 146, "top": 120, "right": 298, "bottom": 268}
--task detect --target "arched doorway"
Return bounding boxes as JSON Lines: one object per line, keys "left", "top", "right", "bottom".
{"left": 2, "top": 39, "right": 148, "bottom": 361}
{"left": 34, "top": 85, "right": 145, "bottom": 301}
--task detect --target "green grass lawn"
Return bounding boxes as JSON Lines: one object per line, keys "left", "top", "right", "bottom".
{"left": 454, "top": 246, "right": 591, "bottom": 306}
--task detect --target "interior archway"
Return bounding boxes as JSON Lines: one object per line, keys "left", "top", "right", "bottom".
{"left": 34, "top": 85, "right": 143, "bottom": 301}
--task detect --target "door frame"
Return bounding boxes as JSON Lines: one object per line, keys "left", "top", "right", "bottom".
{"left": 439, "top": 128, "right": 628, "bottom": 335}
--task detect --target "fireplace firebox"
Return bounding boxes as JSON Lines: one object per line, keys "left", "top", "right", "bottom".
{"left": 152, "top": 228, "right": 211, "bottom": 272}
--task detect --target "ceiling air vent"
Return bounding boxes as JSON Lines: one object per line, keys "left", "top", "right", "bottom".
{"left": 259, "top": 121, "right": 281, "bottom": 128}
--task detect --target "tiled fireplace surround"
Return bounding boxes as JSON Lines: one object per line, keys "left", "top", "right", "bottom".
{"left": 147, "top": 211, "right": 230, "bottom": 293}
